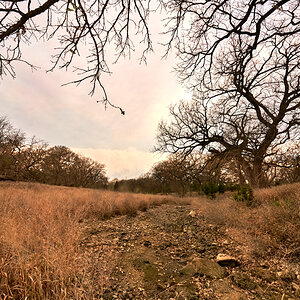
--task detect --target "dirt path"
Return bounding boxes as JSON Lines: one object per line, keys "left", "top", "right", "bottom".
{"left": 80, "top": 203, "right": 298, "bottom": 299}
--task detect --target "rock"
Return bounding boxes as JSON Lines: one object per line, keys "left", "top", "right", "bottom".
{"left": 251, "top": 268, "right": 276, "bottom": 283}
{"left": 195, "top": 245, "right": 206, "bottom": 254}
{"left": 191, "top": 258, "right": 227, "bottom": 278}
{"left": 216, "top": 253, "right": 239, "bottom": 267}
{"left": 223, "top": 291, "right": 248, "bottom": 300}
{"left": 143, "top": 240, "right": 151, "bottom": 247}
{"left": 189, "top": 210, "right": 196, "bottom": 217}
{"left": 231, "top": 272, "right": 257, "bottom": 290}
{"left": 211, "top": 279, "right": 232, "bottom": 293}
{"left": 179, "top": 264, "right": 197, "bottom": 277}
{"left": 277, "top": 269, "right": 297, "bottom": 282}
{"left": 212, "top": 280, "right": 248, "bottom": 300}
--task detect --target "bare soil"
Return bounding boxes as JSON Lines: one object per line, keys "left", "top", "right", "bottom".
{"left": 80, "top": 202, "right": 299, "bottom": 299}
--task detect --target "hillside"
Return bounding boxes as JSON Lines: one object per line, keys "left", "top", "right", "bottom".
{"left": 0, "top": 182, "right": 299, "bottom": 299}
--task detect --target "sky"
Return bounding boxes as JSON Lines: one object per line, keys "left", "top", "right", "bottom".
{"left": 0, "top": 19, "right": 191, "bottom": 179}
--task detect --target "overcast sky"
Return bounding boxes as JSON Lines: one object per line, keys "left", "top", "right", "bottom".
{"left": 0, "top": 26, "right": 191, "bottom": 179}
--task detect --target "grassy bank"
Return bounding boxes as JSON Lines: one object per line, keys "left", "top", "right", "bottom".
{"left": 193, "top": 182, "right": 300, "bottom": 261}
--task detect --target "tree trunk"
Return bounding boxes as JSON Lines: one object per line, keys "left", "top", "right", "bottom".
{"left": 250, "top": 161, "right": 266, "bottom": 188}
{"left": 236, "top": 161, "right": 246, "bottom": 185}
{"left": 239, "top": 157, "right": 267, "bottom": 188}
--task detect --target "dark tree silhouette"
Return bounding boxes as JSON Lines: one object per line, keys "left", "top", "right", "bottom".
{"left": 0, "top": 117, "right": 108, "bottom": 186}
{"left": 1, "top": 1, "right": 299, "bottom": 175}
{"left": 156, "top": 84, "right": 299, "bottom": 188}
{"left": 1, "top": 1, "right": 299, "bottom": 109}
{"left": 155, "top": 0, "right": 300, "bottom": 188}
{"left": 0, "top": 0, "right": 154, "bottom": 112}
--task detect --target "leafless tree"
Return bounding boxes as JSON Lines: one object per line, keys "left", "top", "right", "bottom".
{"left": 156, "top": 88, "right": 299, "bottom": 187}
{"left": 164, "top": 0, "right": 300, "bottom": 87}
{"left": 265, "top": 142, "right": 300, "bottom": 184}
{"left": 0, "top": 116, "right": 26, "bottom": 177}
{"left": 0, "top": 116, "right": 48, "bottom": 179}
{"left": 155, "top": 0, "right": 300, "bottom": 188}
{"left": 1, "top": 1, "right": 299, "bottom": 110}
{"left": 1, "top": 0, "right": 299, "bottom": 169}
{"left": 0, "top": 117, "right": 108, "bottom": 186}
{"left": 151, "top": 153, "right": 195, "bottom": 194}
{"left": 40, "top": 145, "right": 108, "bottom": 187}
{"left": 0, "top": 0, "right": 155, "bottom": 113}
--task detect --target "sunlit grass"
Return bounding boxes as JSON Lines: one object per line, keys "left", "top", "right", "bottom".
{"left": 0, "top": 182, "right": 188, "bottom": 299}
{"left": 1, "top": 181, "right": 299, "bottom": 298}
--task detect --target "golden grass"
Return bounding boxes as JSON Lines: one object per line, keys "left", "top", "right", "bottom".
{"left": 254, "top": 182, "right": 300, "bottom": 205}
{"left": 1, "top": 181, "right": 299, "bottom": 298}
{"left": 192, "top": 183, "right": 300, "bottom": 261}
{"left": 0, "top": 182, "right": 188, "bottom": 299}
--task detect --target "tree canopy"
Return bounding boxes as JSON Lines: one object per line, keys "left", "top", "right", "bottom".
{"left": 2, "top": 1, "right": 298, "bottom": 107}
{"left": 0, "top": 116, "right": 108, "bottom": 187}
{"left": 1, "top": 1, "right": 299, "bottom": 187}
{"left": 155, "top": 0, "right": 300, "bottom": 187}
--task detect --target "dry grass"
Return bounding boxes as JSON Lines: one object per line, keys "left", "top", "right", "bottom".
{"left": 0, "top": 182, "right": 188, "bottom": 299}
{"left": 254, "top": 182, "right": 300, "bottom": 205}
{"left": 192, "top": 183, "right": 300, "bottom": 262}
{"left": 2, "top": 181, "right": 298, "bottom": 298}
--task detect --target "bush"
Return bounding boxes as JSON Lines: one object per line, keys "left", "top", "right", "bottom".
{"left": 218, "top": 183, "right": 225, "bottom": 194}
{"left": 233, "top": 185, "right": 254, "bottom": 206}
{"left": 198, "top": 183, "right": 300, "bottom": 261}
{"left": 202, "top": 182, "right": 225, "bottom": 198}
{"left": 224, "top": 183, "right": 241, "bottom": 192}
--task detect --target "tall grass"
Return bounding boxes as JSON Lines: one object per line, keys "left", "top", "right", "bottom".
{"left": 193, "top": 183, "right": 300, "bottom": 261}
{"left": 0, "top": 182, "right": 188, "bottom": 299}
{"left": 2, "top": 181, "right": 298, "bottom": 298}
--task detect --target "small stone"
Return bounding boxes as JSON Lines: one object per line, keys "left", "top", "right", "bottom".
{"left": 143, "top": 240, "right": 151, "bottom": 247}
{"left": 231, "top": 272, "right": 257, "bottom": 290}
{"left": 189, "top": 210, "right": 196, "bottom": 217}
{"left": 191, "top": 258, "right": 227, "bottom": 278}
{"left": 277, "top": 269, "right": 297, "bottom": 282}
{"left": 216, "top": 253, "right": 239, "bottom": 267}
{"left": 196, "top": 245, "right": 206, "bottom": 254}
{"left": 180, "top": 264, "right": 197, "bottom": 277}
{"left": 252, "top": 268, "right": 276, "bottom": 283}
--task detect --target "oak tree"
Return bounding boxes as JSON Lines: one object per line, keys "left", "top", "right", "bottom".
{"left": 0, "top": 0, "right": 154, "bottom": 112}
{"left": 156, "top": 0, "right": 300, "bottom": 187}
{"left": 1, "top": 1, "right": 299, "bottom": 186}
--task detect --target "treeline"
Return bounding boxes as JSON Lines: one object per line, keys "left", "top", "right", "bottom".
{"left": 114, "top": 148, "right": 300, "bottom": 195}
{"left": 0, "top": 117, "right": 107, "bottom": 188}
{"left": 1, "top": 116, "right": 298, "bottom": 194}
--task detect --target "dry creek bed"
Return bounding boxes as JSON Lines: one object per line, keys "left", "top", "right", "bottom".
{"left": 80, "top": 203, "right": 299, "bottom": 300}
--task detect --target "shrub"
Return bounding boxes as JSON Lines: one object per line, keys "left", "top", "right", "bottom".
{"left": 218, "top": 183, "right": 225, "bottom": 194}
{"left": 194, "top": 183, "right": 300, "bottom": 261}
{"left": 201, "top": 182, "right": 225, "bottom": 198}
{"left": 224, "top": 183, "right": 241, "bottom": 192}
{"left": 233, "top": 185, "right": 254, "bottom": 206}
